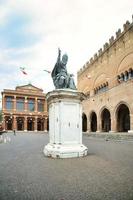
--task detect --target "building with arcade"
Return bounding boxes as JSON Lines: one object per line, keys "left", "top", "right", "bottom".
{"left": 1, "top": 84, "right": 48, "bottom": 132}
{"left": 77, "top": 18, "right": 133, "bottom": 133}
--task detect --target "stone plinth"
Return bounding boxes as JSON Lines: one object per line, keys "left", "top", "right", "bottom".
{"left": 43, "top": 89, "right": 88, "bottom": 158}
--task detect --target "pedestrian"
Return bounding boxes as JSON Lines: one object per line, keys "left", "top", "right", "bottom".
{"left": 13, "top": 129, "right": 16, "bottom": 136}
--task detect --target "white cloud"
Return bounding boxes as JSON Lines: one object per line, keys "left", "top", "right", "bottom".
{"left": 0, "top": 0, "right": 133, "bottom": 106}
{"left": 0, "top": 4, "right": 10, "bottom": 25}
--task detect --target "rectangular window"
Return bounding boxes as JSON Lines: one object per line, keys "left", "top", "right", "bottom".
{"left": 16, "top": 98, "right": 24, "bottom": 111}
{"left": 38, "top": 100, "right": 44, "bottom": 112}
{"left": 28, "top": 99, "right": 35, "bottom": 111}
{"left": 5, "top": 97, "right": 13, "bottom": 110}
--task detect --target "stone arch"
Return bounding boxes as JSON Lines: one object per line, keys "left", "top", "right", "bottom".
{"left": 117, "top": 52, "right": 133, "bottom": 74}
{"left": 90, "top": 111, "right": 97, "bottom": 132}
{"left": 92, "top": 73, "right": 110, "bottom": 89}
{"left": 115, "top": 102, "right": 130, "bottom": 132}
{"left": 114, "top": 101, "right": 132, "bottom": 116}
{"left": 83, "top": 86, "right": 89, "bottom": 93}
{"left": 100, "top": 107, "right": 111, "bottom": 132}
{"left": 82, "top": 113, "right": 87, "bottom": 132}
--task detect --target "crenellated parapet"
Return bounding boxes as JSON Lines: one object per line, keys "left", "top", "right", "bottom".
{"left": 78, "top": 17, "right": 133, "bottom": 75}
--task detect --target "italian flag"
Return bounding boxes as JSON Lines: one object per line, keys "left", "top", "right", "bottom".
{"left": 20, "top": 67, "right": 28, "bottom": 75}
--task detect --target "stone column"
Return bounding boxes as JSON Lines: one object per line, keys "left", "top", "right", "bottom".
{"left": 13, "top": 116, "right": 16, "bottom": 130}
{"left": 34, "top": 117, "right": 37, "bottom": 132}
{"left": 128, "top": 114, "right": 133, "bottom": 133}
{"left": 24, "top": 116, "right": 27, "bottom": 132}
{"left": 96, "top": 116, "right": 102, "bottom": 132}
{"left": 109, "top": 118, "right": 117, "bottom": 133}
{"left": 24, "top": 97, "right": 27, "bottom": 111}
{"left": 87, "top": 118, "right": 91, "bottom": 133}
{"left": 44, "top": 117, "right": 48, "bottom": 132}
{"left": 13, "top": 96, "right": 16, "bottom": 111}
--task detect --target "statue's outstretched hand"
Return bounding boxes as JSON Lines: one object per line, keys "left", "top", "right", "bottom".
{"left": 57, "top": 48, "right": 61, "bottom": 63}
{"left": 70, "top": 74, "right": 74, "bottom": 77}
{"left": 58, "top": 48, "right": 61, "bottom": 55}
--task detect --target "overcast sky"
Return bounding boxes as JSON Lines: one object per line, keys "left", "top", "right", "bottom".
{"left": 0, "top": 0, "right": 133, "bottom": 106}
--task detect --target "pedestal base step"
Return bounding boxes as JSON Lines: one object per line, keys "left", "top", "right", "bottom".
{"left": 43, "top": 143, "right": 88, "bottom": 158}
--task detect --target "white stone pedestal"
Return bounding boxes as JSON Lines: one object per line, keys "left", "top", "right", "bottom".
{"left": 43, "top": 89, "right": 88, "bottom": 158}
{"left": 128, "top": 130, "right": 133, "bottom": 133}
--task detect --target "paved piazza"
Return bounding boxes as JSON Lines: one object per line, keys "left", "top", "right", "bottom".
{"left": 0, "top": 133, "right": 133, "bottom": 200}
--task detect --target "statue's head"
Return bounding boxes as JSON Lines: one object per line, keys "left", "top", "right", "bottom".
{"left": 62, "top": 54, "right": 68, "bottom": 65}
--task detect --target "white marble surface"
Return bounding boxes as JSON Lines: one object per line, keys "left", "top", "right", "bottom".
{"left": 44, "top": 89, "right": 88, "bottom": 158}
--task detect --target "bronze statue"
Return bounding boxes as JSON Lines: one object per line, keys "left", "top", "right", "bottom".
{"left": 51, "top": 48, "right": 77, "bottom": 90}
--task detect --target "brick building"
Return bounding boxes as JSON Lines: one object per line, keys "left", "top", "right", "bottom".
{"left": 1, "top": 84, "right": 48, "bottom": 132}
{"left": 77, "top": 19, "right": 133, "bottom": 133}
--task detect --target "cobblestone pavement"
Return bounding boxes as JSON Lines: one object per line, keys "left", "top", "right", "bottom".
{"left": 0, "top": 132, "right": 133, "bottom": 200}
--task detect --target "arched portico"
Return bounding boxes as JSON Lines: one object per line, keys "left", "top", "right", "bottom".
{"left": 82, "top": 113, "right": 87, "bottom": 132}
{"left": 116, "top": 104, "right": 130, "bottom": 132}
{"left": 101, "top": 108, "right": 111, "bottom": 132}
{"left": 90, "top": 112, "right": 97, "bottom": 132}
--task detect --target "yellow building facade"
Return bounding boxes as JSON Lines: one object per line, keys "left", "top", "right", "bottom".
{"left": 77, "top": 19, "right": 133, "bottom": 133}
{"left": 1, "top": 84, "right": 48, "bottom": 132}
